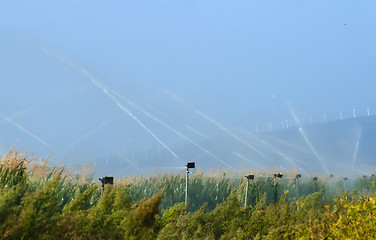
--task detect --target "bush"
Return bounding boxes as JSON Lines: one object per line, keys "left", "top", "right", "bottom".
{"left": 1, "top": 147, "right": 376, "bottom": 239}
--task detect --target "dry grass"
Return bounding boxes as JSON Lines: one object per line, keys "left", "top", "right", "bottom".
{"left": 0, "top": 146, "right": 33, "bottom": 169}
{"left": 1, "top": 146, "right": 74, "bottom": 183}
{"left": 71, "top": 160, "right": 97, "bottom": 184}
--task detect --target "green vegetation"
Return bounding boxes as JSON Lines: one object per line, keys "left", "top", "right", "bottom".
{"left": 1, "top": 147, "right": 376, "bottom": 239}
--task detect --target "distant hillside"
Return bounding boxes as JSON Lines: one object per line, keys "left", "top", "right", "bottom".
{"left": 93, "top": 116, "right": 376, "bottom": 177}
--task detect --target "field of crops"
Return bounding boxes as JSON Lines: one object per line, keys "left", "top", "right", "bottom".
{"left": 1, "top": 147, "right": 376, "bottom": 239}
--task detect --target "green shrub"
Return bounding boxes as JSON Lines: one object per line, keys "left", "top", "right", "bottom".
{"left": 1, "top": 148, "right": 376, "bottom": 239}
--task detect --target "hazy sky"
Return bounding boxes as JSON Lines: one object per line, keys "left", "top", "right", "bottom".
{"left": 1, "top": 1, "right": 375, "bottom": 172}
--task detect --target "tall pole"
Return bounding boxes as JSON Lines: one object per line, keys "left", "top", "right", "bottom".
{"left": 329, "top": 174, "right": 334, "bottom": 194}
{"left": 313, "top": 177, "right": 318, "bottom": 192}
{"left": 343, "top": 178, "right": 348, "bottom": 191}
{"left": 273, "top": 177, "right": 277, "bottom": 204}
{"left": 185, "top": 167, "right": 189, "bottom": 205}
{"left": 185, "top": 162, "right": 195, "bottom": 207}
{"left": 296, "top": 174, "right": 301, "bottom": 199}
{"left": 296, "top": 178, "right": 299, "bottom": 199}
{"left": 244, "top": 179, "right": 249, "bottom": 207}
{"left": 273, "top": 173, "right": 282, "bottom": 204}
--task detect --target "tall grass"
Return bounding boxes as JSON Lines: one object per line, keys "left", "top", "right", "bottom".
{"left": 1, "top": 147, "right": 376, "bottom": 239}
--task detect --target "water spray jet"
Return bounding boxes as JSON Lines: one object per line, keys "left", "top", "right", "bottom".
{"left": 43, "top": 49, "right": 178, "bottom": 159}
{"left": 287, "top": 102, "right": 329, "bottom": 175}
{"left": 0, "top": 113, "right": 50, "bottom": 147}
{"left": 352, "top": 129, "right": 362, "bottom": 172}
{"left": 110, "top": 89, "right": 236, "bottom": 170}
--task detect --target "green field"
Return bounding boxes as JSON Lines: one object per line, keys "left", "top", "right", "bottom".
{"left": 1, "top": 147, "right": 376, "bottom": 239}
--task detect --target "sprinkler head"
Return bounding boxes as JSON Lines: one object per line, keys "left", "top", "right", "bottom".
{"left": 274, "top": 173, "right": 283, "bottom": 178}
{"left": 313, "top": 177, "right": 318, "bottom": 181}
{"left": 245, "top": 175, "right": 254, "bottom": 180}
{"left": 99, "top": 176, "right": 114, "bottom": 185}
{"left": 186, "top": 162, "right": 195, "bottom": 169}
{"left": 363, "top": 175, "right": 367, "bottom": 178}
{"left": 329, "top": 174, "right": 334, "bottom": 178}
{"left": 296, "top": 174, "right": 301, "bottom": 179}
{"left": 343, "top": 177, "right": 348, "bottom": 181}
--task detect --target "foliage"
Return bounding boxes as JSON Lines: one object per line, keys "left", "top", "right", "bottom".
{"left": 1, "top": 147, "right": 376, "bottom": 239}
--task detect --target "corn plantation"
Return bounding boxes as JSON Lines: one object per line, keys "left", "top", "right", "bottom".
{"left": 1, "top": 147, "right": 376, "bottom": 239}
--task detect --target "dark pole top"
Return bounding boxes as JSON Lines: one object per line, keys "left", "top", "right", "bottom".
{"left": 274, "top": 173, "right": 283, "bottom": 178}
{"left": 186, "top": 162, "right": 195, "bottom": 169}
{"left": 99, "top": 176, "right": 114, "bottom": 184}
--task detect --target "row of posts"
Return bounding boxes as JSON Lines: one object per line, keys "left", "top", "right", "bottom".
{"left": 244, "top": 173, "right": 302, "bottom": 206}
{"left": 96, "top": 162, "right": 196, "bottom": 203}
{"left": 243, "top": 173, "right": 357, "bottom": 206}
{"left": 98, "top": 166, "right": 372, "bottom": 208}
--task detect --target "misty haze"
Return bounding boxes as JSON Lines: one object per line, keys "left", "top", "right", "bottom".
{"left": 1, "top": 1, "right": 375, "bottom": 178}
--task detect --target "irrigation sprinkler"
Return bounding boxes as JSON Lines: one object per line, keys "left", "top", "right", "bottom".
{"left": 273, "top": 173, "right": 283, "bottom": 186}
{"left": 244, "top": 175, "right": 254, "bottom": 207}
{"left": 274, "top": 173, "right": 283, "bottom": 180}
{"left": 185, "top": 162, "right": 195, "bottom": 206}
{"left": 273, "top": 173, "right": 283, "bottom": 204}
{"left": 313, "top": 177, "right": 318, "bottom": 192}
{"left": 99, "top": 176, "right": 114, "bottom": 193}
{"left": 296, "top": 174, "right": 301, "bottom": 198}
{"left": 343, "top": 177, "right": 348, "bottom": 190}
{"left": 329, "top": 174, "right": 334, "bottom": 193}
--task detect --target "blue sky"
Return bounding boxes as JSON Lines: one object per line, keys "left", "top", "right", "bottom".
{"left": 1, "top": 1, "right": 375, "bottom": 173}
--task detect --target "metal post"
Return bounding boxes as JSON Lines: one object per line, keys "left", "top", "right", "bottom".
{"left": 185, "top": 167, "right": 189, "bottom": 205}
{"left": 185, "top": 162, "right": 195, "bottom": 207}
{"left": 329, "top": 174, "right": 333, "bottom": 194}
{"left": 99, "top": 176, "right": 114, "bottom": 195}
{"left": 296, "top": 179, "right": 299, "bottom": 198}
{"left": 313, "top": 177, "right": 318, "bottom": 192}
{"left": 343, "top": 177, "right": 348, "bottom": 191}
{"left": 273, "top": 173, "right": 283, "bottom": 204}
{"left": 273, "top": 177, "right": 277, "bottom": 204}
{"left": 244, "top": 175, "right": 254, "bottom": 207}
{"left": 245, "top": 179, "right": 249, "bottom": 207}
{"left": 296, "top": 174, "right": 301, "bottom": 199}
